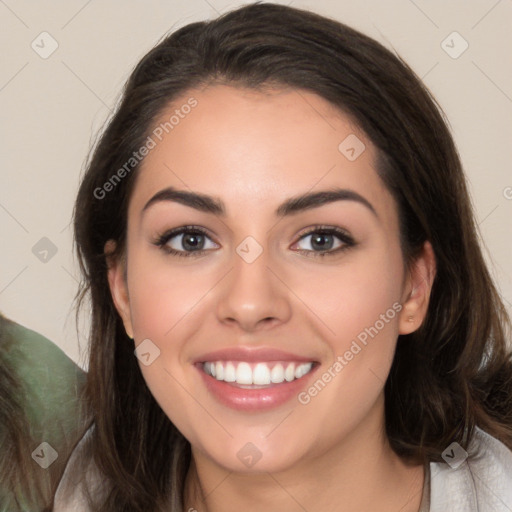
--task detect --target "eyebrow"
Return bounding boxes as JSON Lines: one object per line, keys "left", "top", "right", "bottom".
{"left": 141, "top": 186, "right": 377, "bottom": 218}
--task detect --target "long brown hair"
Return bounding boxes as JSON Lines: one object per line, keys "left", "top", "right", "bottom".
{"left": 72, "top": 2, "right": 512, "bottom": 510}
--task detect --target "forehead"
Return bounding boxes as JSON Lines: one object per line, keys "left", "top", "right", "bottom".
{"left": 129, "top": 84, "right": 396, "bottom": 224}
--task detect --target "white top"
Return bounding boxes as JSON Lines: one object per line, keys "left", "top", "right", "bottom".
{"left": 55, "top": 426, "right": 512, "bottom": 511}
{"left": 428, "top": 427, "right": 512, "bottom": 511}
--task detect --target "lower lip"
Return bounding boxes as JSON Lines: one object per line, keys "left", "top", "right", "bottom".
{"left": 196, "top": 364, "right": 318, "bottom": 411}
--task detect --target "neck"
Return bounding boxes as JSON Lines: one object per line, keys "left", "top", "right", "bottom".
{"left": 184, "top": 397, "right": 425, "bottom": 512}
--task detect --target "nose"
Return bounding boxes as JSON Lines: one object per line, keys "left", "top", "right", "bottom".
{"left": 215, "top": 246, "right": 292, "bottom": 333}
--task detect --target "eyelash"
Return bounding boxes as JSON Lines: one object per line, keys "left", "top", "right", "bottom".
{"left": 152, "top": 224, "right": 356, "bottom": 259}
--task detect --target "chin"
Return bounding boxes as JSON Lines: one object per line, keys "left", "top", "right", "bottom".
{"left": 193, "top": 432, "right": 311, "bottom": 474}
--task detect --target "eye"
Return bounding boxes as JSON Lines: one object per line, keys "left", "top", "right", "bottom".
{"left": 153, "top": 226, "right": 218, "bottom": 257}
{"left": 153, "top": 224, "right": 355, "bottom": 259}
{"left": 293, "top": 226, "right": 355, "bottom": 257}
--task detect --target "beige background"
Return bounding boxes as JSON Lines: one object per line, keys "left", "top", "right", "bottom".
{"left": 1, "top": 0, "right": 511, "bottom": 368}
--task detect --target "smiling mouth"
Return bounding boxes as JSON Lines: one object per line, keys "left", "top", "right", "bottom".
{"left": 201, "top": 360, "right": 315, "bottom": 387}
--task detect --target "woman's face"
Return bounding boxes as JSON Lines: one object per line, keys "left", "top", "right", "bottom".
{"left": 108, "top": 85, "right": 434, "bottom": 473}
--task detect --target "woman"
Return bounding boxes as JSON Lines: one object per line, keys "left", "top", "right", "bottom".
{"left": 0, "top": 313, "right": 85, "bottom": 511}
{"left": 55, "top": 2, "right": 512, "bottom": 511}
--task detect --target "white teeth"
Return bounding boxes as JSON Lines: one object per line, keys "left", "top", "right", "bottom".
{"left": 204, "top": 363, "right": 215, "bottom": 377}
{"left": 285, "top": 363, "right": 295, "bottom": 382}
{"left": 295, "top": 362, "right": 313, "bottom": 379}
{"left": 270, "top": 364, "right": 285, "bottom": 383}
{"left": 253, "top": 363, "right": 271, "bottom": 385}
{"left": 224, "top": 362, "right": 236, "bottom": 382}
{"left": 202, "top": 360, "right": 314, "bottom": 385}
{"left": 215, "top": 361, "right": 224, "bottom": 381}
{"left": 236, "top": 362, "right": 253, "bottom": 385}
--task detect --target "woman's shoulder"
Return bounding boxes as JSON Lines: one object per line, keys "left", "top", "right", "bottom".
{"left": 1, "top": 315, "right": 86, "bottom": 435}
{"left": 0, "top": 314, "right": 87, "bottom": 511}
{"left": 429, "top": 427, "right": 512, "bottom": 511}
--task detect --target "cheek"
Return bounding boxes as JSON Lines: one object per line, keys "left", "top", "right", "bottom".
{"left": 124, "top": 248, "right": 220, "bottom": 415}
{"left": 287, "top": 243, "right": 404, "bottom": 348}
{"left": 337, "top": 263, "right": 402, "bottom": 348}
{"left": 288, "top": 258, "right": 403, "bottom": 453}
{"left": 125, "top": 250, "right": 209, "bottom": 437}
{"left": 126, "top": 249, "right": 210, "bottom": 339}
{"left": 294, "top": 241, "right": 404, "bottom": 408}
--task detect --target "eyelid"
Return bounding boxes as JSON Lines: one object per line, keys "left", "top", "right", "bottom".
{"left": 152, "top": 225, "right": 218, "bottom": 257}
{"left": 155, "top": 225, "right": 217, "bottom": 243}
{"left": 291, "top": 225, "right": 355, "bottom": 256}
{"left": 295, "top": 224, "right": 353, "bottom": 240}
{"left": 153, "top": 224, "right": 355, "bottom": 257}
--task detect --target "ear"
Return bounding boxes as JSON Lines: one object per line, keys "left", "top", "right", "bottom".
{"left": 398, "top": 241, "right": 437, "bottom": 335}
{"left": 105, "top": 240, "right": 134, "bottom": 339}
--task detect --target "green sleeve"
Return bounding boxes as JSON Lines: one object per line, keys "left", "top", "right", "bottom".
{"left": 6, "top": 321, "right": 86, "bottom": 446}
{"left": 0, "top": 317, "right": 87, "bottom": 511}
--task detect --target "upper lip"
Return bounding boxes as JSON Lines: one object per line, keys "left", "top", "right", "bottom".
{"left": 194, "top": 347, "right": 317, "bottom": 364}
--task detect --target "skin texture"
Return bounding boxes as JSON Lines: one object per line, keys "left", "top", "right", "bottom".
{"left": 107, "top": 85, "right": 436, "bottom": 511}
